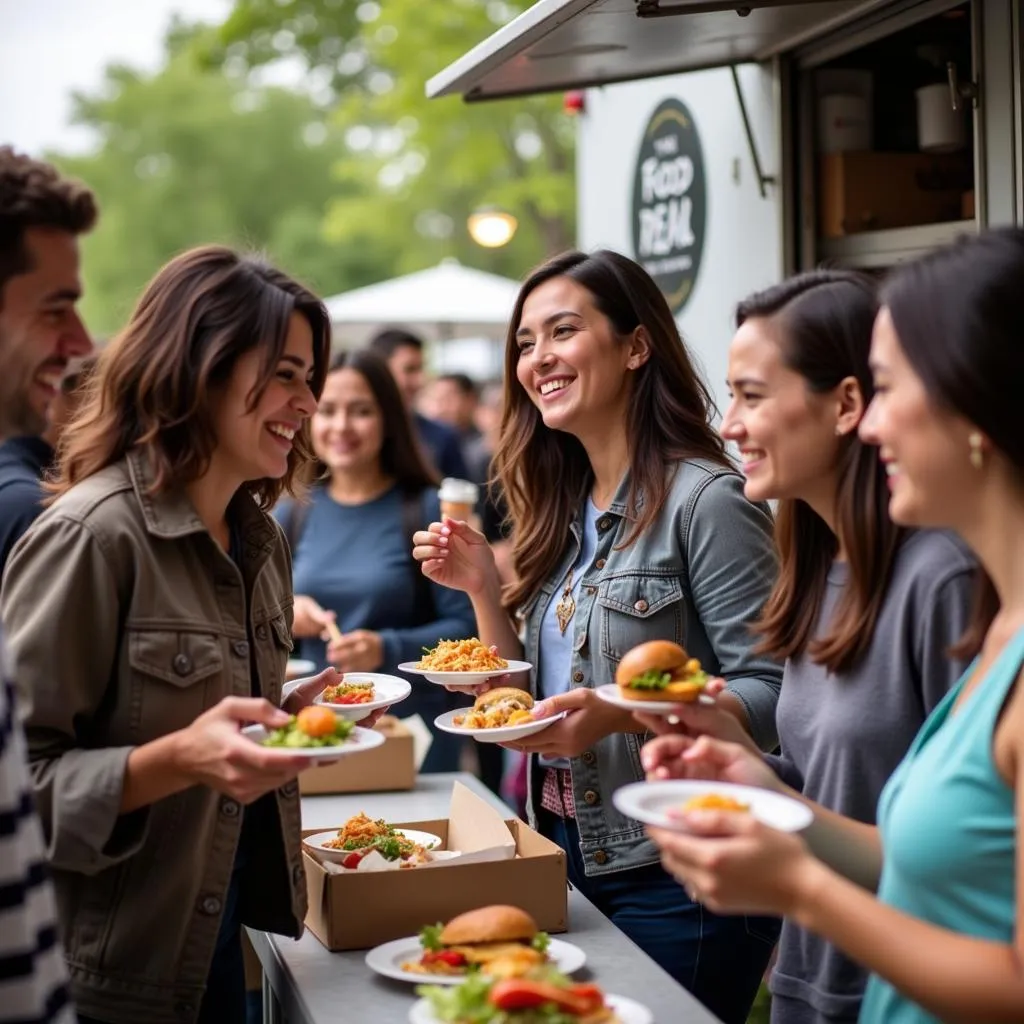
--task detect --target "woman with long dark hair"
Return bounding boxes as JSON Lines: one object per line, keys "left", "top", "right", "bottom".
{"left": 413, "top": 249, "right": 783, "bottom": 1023}
{"left": 1, "top": 246, "right": 340, "bottom": 1024}
{"left": 641, "top": 270, "right": 976, "bottom": 1023}
{"left": 646, "top": 229, "right": 1024, "bottom": 1024}
{"left": 278, "top": 349, "right": 475, "bottom": 773}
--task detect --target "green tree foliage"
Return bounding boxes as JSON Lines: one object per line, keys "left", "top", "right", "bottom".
{"left": 51, "top": 27, "right": 392, "bottom": 337}
{"left": 211, "top": 0, "right": 577, "bottom": 279}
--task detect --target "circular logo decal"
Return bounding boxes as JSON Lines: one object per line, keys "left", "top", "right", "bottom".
{"left": 631, "top": 98, "right": 707, "bottom": 314}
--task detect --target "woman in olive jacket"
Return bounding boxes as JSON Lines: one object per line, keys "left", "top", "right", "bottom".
{"left": 1, "top": 246, "right": 338, "bottom": 1024}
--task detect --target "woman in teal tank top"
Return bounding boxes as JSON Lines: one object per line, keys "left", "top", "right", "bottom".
{"left": 644, "top": 228, "right": 1024, "bottom": 1023}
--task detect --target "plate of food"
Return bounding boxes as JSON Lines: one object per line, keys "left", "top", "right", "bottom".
{"left": 434, "top": 688, "right": 566, "bottom": 744}
{"left": 313, "top": 672, "right": 411, "bottom": 721}
{"left": 366, "top": 905, "right": 585, "bottom": 985}
{"left": 409, "top": 970, "right": 651, "bottom": 1024}
{"left": 399, "top": 638, "right": 531, "bottom": 687}
{"left": 304, "top": 812, "right": 443, "bottom": 867}
{"left": 241, "top": 706, "right": 384, "bottom": 764}
{"left": 596, "top": 641, "right": 714, "bottom": 715}
{"left": 613, "top": 779, "right": 814, "bottom": 834}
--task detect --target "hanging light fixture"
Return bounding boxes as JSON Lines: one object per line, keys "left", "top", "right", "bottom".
{"left": 467, "top": 207, "right": 518, "bottom": 248}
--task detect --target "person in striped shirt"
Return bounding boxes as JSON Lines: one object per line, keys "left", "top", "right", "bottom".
{"left": 0, "top": 630, "right": 73, "bottom": 1023}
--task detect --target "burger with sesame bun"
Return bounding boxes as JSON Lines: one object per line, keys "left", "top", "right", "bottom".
{"left": 615, "top": 640, "right": 708, "bottom": 702}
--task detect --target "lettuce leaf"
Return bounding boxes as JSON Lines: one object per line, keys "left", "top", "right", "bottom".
{"left": 420, "top": 923, "right": 444, "bottom": 952}
{"left": 626, "top": 669, "right": 672, "bottom": 690}
{"left": 419, "top": 974, "right": 496, "bottom": 1023}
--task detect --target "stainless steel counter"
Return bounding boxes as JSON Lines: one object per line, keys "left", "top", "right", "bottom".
{"left": 249, "top": 772, "right": 722, "bottom": 1024}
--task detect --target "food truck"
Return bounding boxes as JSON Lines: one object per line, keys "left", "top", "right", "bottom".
{"left": 427, "top": 0, "right": 1016, "bottom": 409}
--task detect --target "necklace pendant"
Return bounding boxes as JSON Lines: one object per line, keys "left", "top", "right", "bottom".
{"left": 555, "top": 592, "right": 576, "bottom": 635}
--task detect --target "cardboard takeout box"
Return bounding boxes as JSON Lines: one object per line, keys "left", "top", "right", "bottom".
{"left": 298, "top": 715, "right": 415, "bottom": 795}
{"left": 302, "top": 782, "right": 568, "bottom": 950}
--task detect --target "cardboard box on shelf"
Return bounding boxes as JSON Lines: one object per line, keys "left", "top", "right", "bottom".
{"left": 298, "top": 715, "right": 415, "bottom": 795}
{"left": 303, "top": 782, "right": 568, "bottom": 951}
{"left": 819, "top": 151, "right": 970, "bottom": 238}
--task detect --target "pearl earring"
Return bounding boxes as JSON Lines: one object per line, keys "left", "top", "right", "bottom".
{"left": 969, "top": 431, "right": 984, "bottom": 471}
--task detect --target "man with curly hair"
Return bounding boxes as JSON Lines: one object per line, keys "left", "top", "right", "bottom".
{"left": 0, "top": 147, "right": 96, "bottom": 575}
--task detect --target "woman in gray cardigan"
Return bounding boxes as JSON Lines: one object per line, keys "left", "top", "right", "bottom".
{"left": 642, "top": 270, "right": 977, "bottom": 1023}
{"left": 413, "top": 249, "right": 783, "bottom": 1024}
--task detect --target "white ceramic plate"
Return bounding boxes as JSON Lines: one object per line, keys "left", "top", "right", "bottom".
{"left": 613, "top": 779, "right": 814, "bottom": 833}
{"left": 409, "top": 993, "right": 652, "bottom": 1024}
{"left": 366, "top": 935, "right": 586, "bottom": 985}
{"left": 595, "top": 683, "right": 714, "bottom": 715}
{"left": 285, "top": 658, "right": 317, "bottom": 681}
{"left": 433, "top": 707, "right": 567, "bottom": 744}
{"left": 241, "top": 723, "right": 385, "bottom": 765}
{"left": 397, "top": 660, "right": 532, "bottom": 687}
{"left": 303, "top": 828, "right": 444, "bottom": 864}
{"left": 312, "top": 672, "right": 412, "bottom": 722}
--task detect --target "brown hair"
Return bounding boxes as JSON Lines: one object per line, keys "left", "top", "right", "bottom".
{"left": 0, "top": 147, "right": 97, "bottom": 304}
{"left": 52, "top": 245, "right": 331, "bottom": 509}
{"left": 315, "top": 349, "right": 439, "bottom": 493}
{"left": 497, "top": 249, "right": 729, "bottom": 612}
{"left": 736, "top": 271, "right": 905, "bottom": 673}
{"left": 881, "top": 230, "right": 1020, "bottom": 656}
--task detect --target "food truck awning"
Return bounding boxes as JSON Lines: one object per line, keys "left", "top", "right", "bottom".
{"left": 427, "top": 0, "right": 888, "bottom": 101}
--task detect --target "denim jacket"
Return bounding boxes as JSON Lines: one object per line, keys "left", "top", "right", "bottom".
{"left": 521, "top": 459, "right": 782, "bottom": 876}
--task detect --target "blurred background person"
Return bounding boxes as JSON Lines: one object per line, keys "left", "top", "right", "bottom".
{"left": 278, "top": 349, "right": 475, "bottom": 774}
{"left": 422, "top": 372, "right": 481, "bottom": 449}
{"left": 367, "top": 328, "right": 468, "bottom": 481}
{"left": 0, "top": 147, "right": 95, "bottom": 577}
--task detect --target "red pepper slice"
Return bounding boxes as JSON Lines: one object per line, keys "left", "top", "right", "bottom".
{"left": 488, "top": 979, "right": 591, "bottom": 1014}
{"left": 341, "top": 850, "right": 367, "bottom": 870}
{"left": 421, "top": 950, "right": 467, "bottom": 968}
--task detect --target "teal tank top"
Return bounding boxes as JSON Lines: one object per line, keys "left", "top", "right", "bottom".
{"left": 859, "top": 627, "right": 1023, "bottom": 1023}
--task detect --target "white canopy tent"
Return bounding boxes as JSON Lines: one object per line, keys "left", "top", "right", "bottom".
{"left": 326, "top": 258, "right": 519, "bottom": 338}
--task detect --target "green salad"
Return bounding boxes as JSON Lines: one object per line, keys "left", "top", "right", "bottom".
{"left": 261, "top": 714, "right": 354, "bottom": 749}
{"left": 418, "top": 970, "right": 580, "bottom": 1024}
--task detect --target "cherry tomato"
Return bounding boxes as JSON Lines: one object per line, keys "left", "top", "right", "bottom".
{"left": 341, "top": 850, "right": 368, "bottom": 870}
{"left": 422, "top": 950, "right": 467, "bottom": 968}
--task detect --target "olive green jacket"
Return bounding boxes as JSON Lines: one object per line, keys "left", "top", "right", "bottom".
{"left": 1, "top": 450, "right": 305, "bottom": 1024}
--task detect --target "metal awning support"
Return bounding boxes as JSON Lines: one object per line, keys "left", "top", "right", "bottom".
{"left": 729, "top": 64, "right": 776, "bottom": 199}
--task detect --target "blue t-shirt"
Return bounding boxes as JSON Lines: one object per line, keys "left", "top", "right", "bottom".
{"left": 277, "top": 484, "right": 476, "bottom": 673}
{"left": 537, "top": 499, "right": 601, "bottom": 770}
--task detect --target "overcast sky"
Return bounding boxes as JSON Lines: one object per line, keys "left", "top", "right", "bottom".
{"left": 1, "top": 0, "right": 231, "bottom": 156}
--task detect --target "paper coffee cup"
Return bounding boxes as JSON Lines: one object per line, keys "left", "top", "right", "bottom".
{"left": 439, "top": 478, "right": 479, "bottom": 521}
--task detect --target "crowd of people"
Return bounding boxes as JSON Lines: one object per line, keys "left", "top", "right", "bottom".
{"left": 1, "top": 143, "right": 1022, "bottom": 1024}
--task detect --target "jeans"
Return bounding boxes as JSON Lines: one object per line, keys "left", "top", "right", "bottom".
{"left": 539, "top": 807, "right": 780, "bottom": 1024}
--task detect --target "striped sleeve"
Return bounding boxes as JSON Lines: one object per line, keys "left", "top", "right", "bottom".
{"left": 0, "top": 633, "right": 73, "bottom": 1024}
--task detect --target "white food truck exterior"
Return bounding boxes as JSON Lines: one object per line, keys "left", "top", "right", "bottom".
{"left": 429, "top": 0, "right": 1021, "bottom": 415}
{"left": 576, "top": 67, "right": 781, "bottom": 413}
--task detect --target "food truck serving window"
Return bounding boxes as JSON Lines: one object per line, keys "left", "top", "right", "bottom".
{"left": 427, "top": 0, "right": 891, "bottom": 101}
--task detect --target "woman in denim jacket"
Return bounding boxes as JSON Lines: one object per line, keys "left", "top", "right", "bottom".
{"left": 414, "top": 249, "right": 783, "bottom": 1023}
